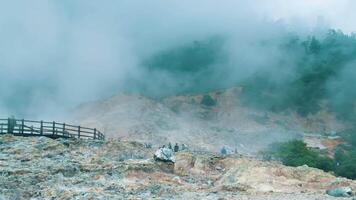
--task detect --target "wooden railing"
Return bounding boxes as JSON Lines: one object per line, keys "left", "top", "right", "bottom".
{"left": 0, "top": 118, "right": 105, "bottom": 140}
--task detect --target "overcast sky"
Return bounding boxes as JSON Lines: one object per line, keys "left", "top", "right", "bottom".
{"left": 253, "top": 0, "right": 356, "bottom": 33}
{"left": 0, "top": 0, "right": 355, "bottom": 119}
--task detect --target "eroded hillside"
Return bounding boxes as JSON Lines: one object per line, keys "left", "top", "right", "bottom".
{"left": 71, "top": 87, "right": 349, "bottom": 154}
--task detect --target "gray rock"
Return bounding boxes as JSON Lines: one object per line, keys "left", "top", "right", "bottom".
{"left": 154, "top": 147, "right": 175, "bottom": 163}
{"left": 326, "top": 187, "right": 352, "bottom": 197}
{"left": 55, "top": 164, "right": 79, "bottom": 177}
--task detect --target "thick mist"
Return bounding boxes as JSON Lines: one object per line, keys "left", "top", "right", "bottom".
{"left": 0, "top": 1, "right": 355, "bottom": 119}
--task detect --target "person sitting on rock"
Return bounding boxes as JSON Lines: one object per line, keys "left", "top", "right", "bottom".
{"left": 168, "top": 142, "right": 172, "bottom": 150}
{"left": 174, "top": 143, "right": 179, "bottom": 152}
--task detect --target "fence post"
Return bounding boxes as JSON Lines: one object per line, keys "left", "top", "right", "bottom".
{"left": 21, "top": 119, "right": 24, "bottom": 134}
{"left": 52, "top": 121, "right": 56, "bottom": 135}
{"left": 40, "top": 121, "right": 43, "bottom": 135}
{"left": 78, "top": 126, "right": 81, "bottom": 138}
{"left": 7, "top": 118, "right": 11, "bottom": 134}
{"left": 63, "top": 123, "right": 66, "bottom": 137}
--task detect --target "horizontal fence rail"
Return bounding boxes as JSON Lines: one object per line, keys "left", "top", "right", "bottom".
{"left": 0, "top": 118, "right": 105, "bottom": 140}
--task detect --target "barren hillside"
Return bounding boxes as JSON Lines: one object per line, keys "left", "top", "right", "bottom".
{"left": 71, "top": 87, "right": 349, "bottom": 154}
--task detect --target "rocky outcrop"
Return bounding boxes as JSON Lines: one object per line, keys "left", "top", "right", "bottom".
{"left": 154, "top": 147, "right": 175, "bottom": 163}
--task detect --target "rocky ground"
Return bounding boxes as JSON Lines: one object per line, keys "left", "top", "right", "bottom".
{"left": 0, "top": 134, "right": 355, "bottom": 200}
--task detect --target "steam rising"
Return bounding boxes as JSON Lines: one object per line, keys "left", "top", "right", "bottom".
{"left": 0, "top": 1, "right": 355, "bottom": 119}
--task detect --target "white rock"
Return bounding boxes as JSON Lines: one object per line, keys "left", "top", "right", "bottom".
{"left": 154, "top": 147, "right": 175, "bottom": 163}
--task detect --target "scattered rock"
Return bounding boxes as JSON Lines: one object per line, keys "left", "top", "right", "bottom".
{"left": 55, "top": 164, "right": 79, "bottom": 177}
{"left": 326, "top": 187, "right": 353, "bottom": 197}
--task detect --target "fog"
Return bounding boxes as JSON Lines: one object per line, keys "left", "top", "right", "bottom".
{"left": 0, "top": 0, "right": 355, "bottom": 119}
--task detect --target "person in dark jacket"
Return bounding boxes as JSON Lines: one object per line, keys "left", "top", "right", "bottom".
{"left": 174, "top": 143, "right": 179, "bottom": 152}
{"left": 220, "top": 146, "right": 227, "bottom": 156}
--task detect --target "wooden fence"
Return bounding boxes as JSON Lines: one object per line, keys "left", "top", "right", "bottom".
{"left": 0, "top": 118, "right": 105, "bottom": 140}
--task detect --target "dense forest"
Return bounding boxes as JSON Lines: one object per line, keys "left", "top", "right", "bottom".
{"left": 139, "top": 30, "right": 356, "bottom": 122}
{"left": 242, "top": 30, "right": 356, "bottom": 120}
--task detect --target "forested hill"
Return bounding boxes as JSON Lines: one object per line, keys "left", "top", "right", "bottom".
{"left": 129, "top": 30, "right": 356, "bottom": 122}
{"left": 242, "top": 30, "right": 356, "bottom": 120}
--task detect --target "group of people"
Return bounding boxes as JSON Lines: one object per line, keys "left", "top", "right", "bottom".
{"left": 161, "top": 142, "right": 187, "bottom": 153}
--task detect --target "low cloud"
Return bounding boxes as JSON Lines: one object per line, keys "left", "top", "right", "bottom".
{"left": 0, "top": 0, "right": 355, "bottom": 119}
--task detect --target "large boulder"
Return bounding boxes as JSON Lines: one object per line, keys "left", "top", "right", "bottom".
{"left": 154, "top": 147, "right": 175, "bottom": 163}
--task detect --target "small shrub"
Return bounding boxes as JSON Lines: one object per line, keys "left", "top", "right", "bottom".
{"left": 201, "top": 95, "right": 217, "bottom": 107}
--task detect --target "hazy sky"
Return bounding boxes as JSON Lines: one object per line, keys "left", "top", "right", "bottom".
{"left": 255, "top": 0, "right": 356, "bottom": 33}
{"left": 0, "top": 0, "right": 355, "bottom": 119}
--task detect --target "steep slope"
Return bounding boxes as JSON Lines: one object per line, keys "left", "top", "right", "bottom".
{"left": 71, "top": 87, "right": 348, "bottom": 154}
